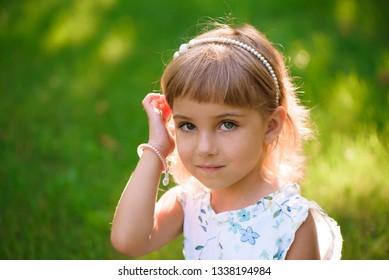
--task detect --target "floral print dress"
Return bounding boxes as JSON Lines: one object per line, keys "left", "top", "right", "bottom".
{"left": 177, "top": 182, "right": 342, "bottom": 260}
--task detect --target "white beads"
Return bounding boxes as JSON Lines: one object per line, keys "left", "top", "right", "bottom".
{"left": 137, "top": 143, "right": 169, "bottom": 186}
{"left": 173, "top": 36, "right": 280, "bottom": 105}
{"left": 179, "top": 43, "right": 188, "bottom": 52}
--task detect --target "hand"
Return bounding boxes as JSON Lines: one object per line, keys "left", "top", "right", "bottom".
{"left": 142, "top": 93, "right": 175, "bottom": 157}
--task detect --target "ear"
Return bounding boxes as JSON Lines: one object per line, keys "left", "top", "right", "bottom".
{"left": 264, "top": 106, "right": 286, "bottom": 144}
{"left": 167, "top": 118, "right": 176, "bottom": 137}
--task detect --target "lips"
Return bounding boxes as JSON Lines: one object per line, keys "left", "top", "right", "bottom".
{"left": 196, "top": 165, "right": 224, "bottom": 173}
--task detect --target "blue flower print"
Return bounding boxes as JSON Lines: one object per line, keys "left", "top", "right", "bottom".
{"left": 237, "top": 209, "right": 250, "bottom": 222}
{"left": 240, "top": 226, "right": 260, "bottom": 245}
{"left": 229, "top": 222, "right": 242, "bottom": 234}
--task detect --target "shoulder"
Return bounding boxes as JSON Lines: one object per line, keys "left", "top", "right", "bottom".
{"left": 285, "top": 210, "right": 320, "bottom": 259}
{"left": 272, "top": 184, "right": 342, "bottom": 259}
{"left": 269, "top": 184, "right": 320, "bottom": 259}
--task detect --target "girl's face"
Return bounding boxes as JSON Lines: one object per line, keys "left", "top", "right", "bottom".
{"left": 172, "top": 97, "right": 269, "bottom": 192}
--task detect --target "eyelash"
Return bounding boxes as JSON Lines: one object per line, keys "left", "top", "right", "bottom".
{"left": 223, "top": 120, "right": 239, "bottom": 129}
{"left": 178, "top": 120, "right": 238, "bottom": 132}
{"left": 178, "top": 122, "right": 196, "bottom": 132}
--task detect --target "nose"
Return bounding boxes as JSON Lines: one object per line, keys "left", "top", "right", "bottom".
{"left": 197, "top": 132, "right": 217, "bottom": 158}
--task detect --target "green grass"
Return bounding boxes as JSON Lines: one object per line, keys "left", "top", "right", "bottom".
{"left": 1, "top": 0, "right": 388, "bottom": 260}
{"left": 303, "top": 130, "right": 389, "bottom": 259}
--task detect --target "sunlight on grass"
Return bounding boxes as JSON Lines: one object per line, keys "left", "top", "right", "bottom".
{"left": 305, "top": 130, "right": 388, "bottom": 199}
{"left": 44, "top": 4, "right": 96, "bottom": 51}
{"left": 98, "top": 17, "right": 135, "bottom": 64}
{"left": 327, "top": 73, "right": 368, "bottom": 130}
{"left": 43, "top": 0, "right": 116, "bottom": 52}
{"left": 293, "top": 48, "right": 311, "bottom": 69}
{"left": 303, "top": 129, "right": 389, "bottom": 259}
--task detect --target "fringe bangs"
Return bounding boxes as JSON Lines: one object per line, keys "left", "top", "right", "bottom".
{"left": 162, "top": 44, "right": 272, "bottom": 112}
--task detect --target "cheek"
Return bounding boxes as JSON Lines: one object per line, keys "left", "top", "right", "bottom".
{"left": 175, "top": 136, "right": 192, "bottom": 163}
{"left": 227, "top": 137, "right": 264, "bottom": 165}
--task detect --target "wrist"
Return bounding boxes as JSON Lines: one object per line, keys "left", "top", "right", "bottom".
{"left": 146, "top": 141, "right": 171, "bottom": 158}
{"left": 137, "top": 143, "right": 169, "bottom": 186}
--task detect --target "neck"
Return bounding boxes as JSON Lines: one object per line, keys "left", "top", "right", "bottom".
{"left": 209, "top": 173, "right": 280, "bottom": 214}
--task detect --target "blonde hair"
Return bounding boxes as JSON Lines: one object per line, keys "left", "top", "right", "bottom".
{"left": 161, "top": 23, "right": 312, "bottom": 185}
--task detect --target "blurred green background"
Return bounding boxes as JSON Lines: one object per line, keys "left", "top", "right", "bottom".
{"left": 1, "top": 0, "right": 388, "bottom": 260}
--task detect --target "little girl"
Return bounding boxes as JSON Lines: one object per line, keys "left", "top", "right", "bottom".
{"left": 111, "top": 23, "right": 342, "bottom": 260}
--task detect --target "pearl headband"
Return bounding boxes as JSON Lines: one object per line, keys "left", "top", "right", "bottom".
{"left": 173, "top": 36, "right": 280, "bottom": 105}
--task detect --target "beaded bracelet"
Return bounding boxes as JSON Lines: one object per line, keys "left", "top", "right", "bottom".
{"left": 137, "top": 143, "right": 169, "bottom": 186}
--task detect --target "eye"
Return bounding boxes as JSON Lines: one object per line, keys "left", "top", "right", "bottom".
{"left": 219, "top": 121, "right": 237, "bottom": 131}
{"left": 179, "top": 122, "right": 196, "bottom": 132}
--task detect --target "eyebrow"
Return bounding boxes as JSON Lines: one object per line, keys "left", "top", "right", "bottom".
{"left": 173, "top": 112, "right": 247, "bottom": 120}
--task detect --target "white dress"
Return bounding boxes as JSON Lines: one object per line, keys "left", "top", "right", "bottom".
{"left": 177, "top": 182, "right": 342, "bottom": 260}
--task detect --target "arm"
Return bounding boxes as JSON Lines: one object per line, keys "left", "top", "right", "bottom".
{"left": 111, "top": 94, "right": 183, "bottom": 257}
{"left": 285, "top": 210, "right": 321, "bottom": 260}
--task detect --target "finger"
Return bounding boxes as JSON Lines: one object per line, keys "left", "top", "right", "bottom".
{"left": 145, "top": 94, "right": 172, "bottom": 123}
{"left": 142, "top": 93, "right": 161, "bottom": 104}
{"left": 142, "top": 93, "right": 163, "bottom": 117}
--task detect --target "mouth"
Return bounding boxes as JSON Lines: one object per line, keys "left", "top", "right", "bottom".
{"left": 196, "top": 165, "right": 224, "bottom": 173}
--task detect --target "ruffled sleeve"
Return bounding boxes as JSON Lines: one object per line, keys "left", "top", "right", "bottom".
{"left": 272, "top": 185, "right": 342, "bottom": 260}
{"left": 309, "top": 202, "right": 343, "bottom": 259}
